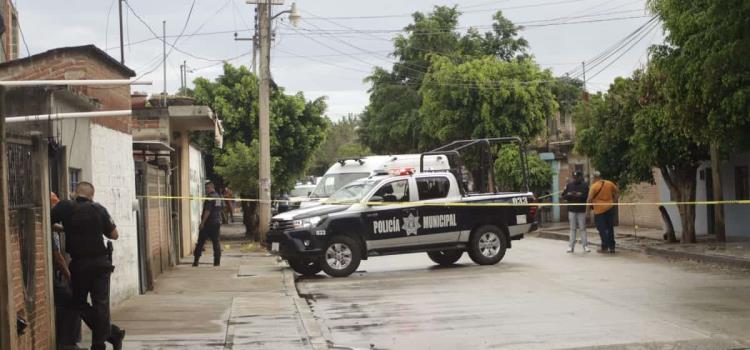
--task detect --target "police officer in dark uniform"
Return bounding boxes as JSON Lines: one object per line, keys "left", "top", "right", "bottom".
{"left": 193, "top": 181, "right": 224, "bottom": 267}
{"left": 51, "top": 182, "right": 125, "bottom": 350}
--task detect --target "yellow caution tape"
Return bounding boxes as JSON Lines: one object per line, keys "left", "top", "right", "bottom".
{"left": 136, "top": 195, "right": 750, "bottom": 207}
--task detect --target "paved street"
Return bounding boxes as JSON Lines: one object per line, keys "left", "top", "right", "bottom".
{"left": 297, "top": 237, "right": 750, "bottom": 350}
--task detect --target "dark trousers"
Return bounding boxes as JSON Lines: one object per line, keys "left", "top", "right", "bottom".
{"left": 54, "top": 280, "right": 82, "bottom": 348}
{"left": 70, "top": 256, "right": 113, "bottom": 350}
{"left": 595, "top": 208, "right": 616, "bottom": 250}
{"left": 194, "top": 224, "right": 221, "bottom": 265}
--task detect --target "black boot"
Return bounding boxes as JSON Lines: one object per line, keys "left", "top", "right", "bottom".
{"left": 213, "top": 255, "right": 220, "bottom": 266}
{"left": 107, "top": 326, "right": 126, "bottom": 350}
{"left": 193, "top": 255, "right": 200, "bottom": 267}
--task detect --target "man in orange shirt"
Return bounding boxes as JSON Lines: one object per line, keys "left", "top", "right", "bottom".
{"left": 588, "top": 171, "right": 619, "bottom": 253}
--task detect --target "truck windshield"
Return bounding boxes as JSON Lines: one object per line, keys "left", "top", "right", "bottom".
{"left": 310, "top": 172, "right": 370, "bottom": 198}
{"left": 325, "top": 179, "right": 383, "bottom": 203}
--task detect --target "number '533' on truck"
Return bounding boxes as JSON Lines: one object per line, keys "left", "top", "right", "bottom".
{"left": 267, "top": 137, "right": 538, "bottom": 277}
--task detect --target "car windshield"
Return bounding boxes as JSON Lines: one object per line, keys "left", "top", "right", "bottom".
{"left": 290, "top": 186, "right": 313, "bottom": 197}
{"left": 325, "top": 179, "right": 383, "bottom": 203}
{"left": 310, "top": 172, "right": 370, "bottom": 198}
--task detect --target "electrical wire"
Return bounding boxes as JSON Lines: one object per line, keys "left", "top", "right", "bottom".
{"left": 302, "top": 0, "right": 589, "bottom": 21}
{"left": 104, "top": 0, "right": 117, "bottom": 50}
{"left": 585, "top": 20, "right": 659, "bottom": 81}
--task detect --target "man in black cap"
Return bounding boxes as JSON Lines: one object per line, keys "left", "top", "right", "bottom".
{"left": 562, "top": 171, "right": 590, "bottom": 253}
{"left": 193, "top": 181, "right": 224, "bottom": 266}
{"left": 51, "top": 183, "right": 126, "bottom": 350}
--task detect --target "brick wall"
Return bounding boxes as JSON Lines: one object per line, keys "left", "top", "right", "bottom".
{"left": 9, "top": 209, "right": 51, "bottom": 350}
{"left": 145, "top": 164, "right": 172, "bottom": 280}
{"left": 0, "top": 48, "right": 132, "bottom": 133}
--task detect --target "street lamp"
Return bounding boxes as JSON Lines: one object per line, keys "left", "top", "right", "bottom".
{"left": 271, "top": 2, "right": 300, "bottom": 26}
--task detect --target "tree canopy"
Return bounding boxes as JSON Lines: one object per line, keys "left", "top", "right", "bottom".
{"left": 310, "top": 115, "right": 371, "bottom": 175}
{"left": 420, "top": 56, "right": 555, "bottom": 146}
{"left": 648, "top": 0, "right": 750, "bottom": 148}
{"left": 359, "top": 6, "right": 532, "bottom": 153}
{"left": 192, "top": 64, "right": 328, "bottom": 197}
{"left": 574, "top": 67, "right": 706, "bottom": 242}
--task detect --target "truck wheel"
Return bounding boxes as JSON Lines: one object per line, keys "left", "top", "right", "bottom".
{"left": 427, "top": 250, "right": 463, "bottom": 266}
{"left": 467, "top": 225, "right": 508, "bottom": 265}
{"left": 288, "top": 258, "right": 322, "bottom": 276}
{"left": 320, "top": 235, "right": 361, "bottom": 277}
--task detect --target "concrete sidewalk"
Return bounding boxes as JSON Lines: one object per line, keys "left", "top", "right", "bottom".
{"left": 107, "top": 223, "right": 327, "bottom": 349}
{"left": 536, "top": 223, "right": 750, "bottom": 269}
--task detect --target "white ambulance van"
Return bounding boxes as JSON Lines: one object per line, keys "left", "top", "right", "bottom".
{"left": 301, "top": 154, "right": 450, "bottom": 208}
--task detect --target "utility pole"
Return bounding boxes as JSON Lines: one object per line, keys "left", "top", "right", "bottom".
{"left": 582, "top": 61, "right": 586, "bottom": 92}
{"left": 233, "top": 7, "right": 258, "bottom": 74}
{"left": 252, "top": 7, "right": 259, "bottom": 74}
{"left": 245, "top": 0, "right": 299, "bottom": 242}
{"left": 257, "top": 1, "right": 271, "bottom": 242}
{"left": 179, "top": 62, "right": 184, "bottom": 95}
{"left": 162, "top": 20, "right": 167, "bottom": 106}
{"left": 118, "top": 0, "right": 125, "bottom": 64}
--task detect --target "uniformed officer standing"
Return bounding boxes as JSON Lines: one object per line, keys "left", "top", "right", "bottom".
{"left": 193, "top": 181, "right": 224, "bottom": 267}
{"left": 51, "top": 182, "right": 125, "bottom": 350}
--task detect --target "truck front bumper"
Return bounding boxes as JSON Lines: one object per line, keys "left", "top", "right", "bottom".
{"left": 266, "top": 229, "right": 323, "bottom": 259}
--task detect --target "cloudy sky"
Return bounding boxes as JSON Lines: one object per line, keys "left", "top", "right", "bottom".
{"left": 14, "top": 0, "right": 662, "bottom": 120}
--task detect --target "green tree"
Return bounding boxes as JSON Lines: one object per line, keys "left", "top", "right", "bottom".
{"left": 419, "top": 56, "right": 556, "bottom": 145}
{"left": 494, "top": 144, "right": 553, "bottom": 195}
{"left": 193, "top": 64, "right": 328, "bottom": 238}
{"left": 647, "top": 0, "right": 750, "bottom": 144}
{"left": 574, "top": 69, "right": 706, "bottom": 243}
{"left": 648, "top": 0, "right": 750, "bottom": 241}
{"left": 310, "top": 115, "right": 371, "bottom": 175}
{"left": 359, "top": 6, "right": 529, "bottom": 153}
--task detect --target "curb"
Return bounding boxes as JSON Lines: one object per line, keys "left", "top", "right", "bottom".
{"left": 534, "top": 230, "right": 641, "bottom": 253}
{"left": 281, "top": 265, "right": 330, "bottom": 350}
{"left": 535, "top": 230, "right": 750, "bottom": 269}
{"left": 642, "top": 246, "right": 750, "bottom": 269}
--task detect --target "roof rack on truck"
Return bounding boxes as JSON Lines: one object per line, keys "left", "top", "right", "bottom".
{"left": 420, "top": 137, "right": 530, "bottom": 195}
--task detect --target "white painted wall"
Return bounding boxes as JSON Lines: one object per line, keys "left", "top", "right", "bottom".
{"left": 90, "top": 124, "right": 139, "bottom": 305}
{"left": 58, "top": 118, "right": 93, "bottom": 185}
{"left": 660, "top": 151, "right": 750, "bottom": 238}
{"left": 188, "top": 145, "right": 206, "bottom": 243}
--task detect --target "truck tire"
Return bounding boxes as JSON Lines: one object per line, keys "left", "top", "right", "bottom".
{"left": 288, "top": 258, "right": 322, "bottom": 276}
{"left": 427, "top": 250, "right": 463, "bottom": 266}
{"left": 320, "top": 235, "right": 362, "bottom": 277}
{"left": 467, "top": 225, "right": 508, "bottom": 265}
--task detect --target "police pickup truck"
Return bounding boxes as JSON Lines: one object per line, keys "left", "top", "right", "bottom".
{"left": 267, "top": 137, "right": 537, "bottom": 277}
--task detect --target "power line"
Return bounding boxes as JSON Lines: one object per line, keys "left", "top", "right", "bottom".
{"left": 302, "top": 0, "right": 589, "bottom": 21}
{"left": 566, "top": 16, "right": 657, "bottom": 77}
{"left": 285, "top": 13, "right": 648, "bottom": 38}
{"left": 585, "top": 20, "right": 660, "bottom": 81}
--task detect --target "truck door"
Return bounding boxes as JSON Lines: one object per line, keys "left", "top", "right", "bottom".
{"left": 362, "top": 178, "right": 420, "bottom": 250}
{"left": 415, "top": 176, "right": 461, "bottom": 245}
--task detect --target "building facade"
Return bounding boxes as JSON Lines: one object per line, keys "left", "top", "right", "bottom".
{"left": 0, "top": 45, "right": 138, "bottom": 349}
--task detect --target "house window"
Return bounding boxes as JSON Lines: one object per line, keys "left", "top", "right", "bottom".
{"left": 69, "top": 168, "right": 81, "bottom": 193}
{"left": 735, "top": 166, "right": 749, "bottom": 200}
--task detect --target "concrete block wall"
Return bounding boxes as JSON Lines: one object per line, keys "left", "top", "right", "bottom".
{"left": 618, "top": 170, "right": 663, "bottom": 229}
{"left": 90, "top": 124, "right": 139, "bottom": 305}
